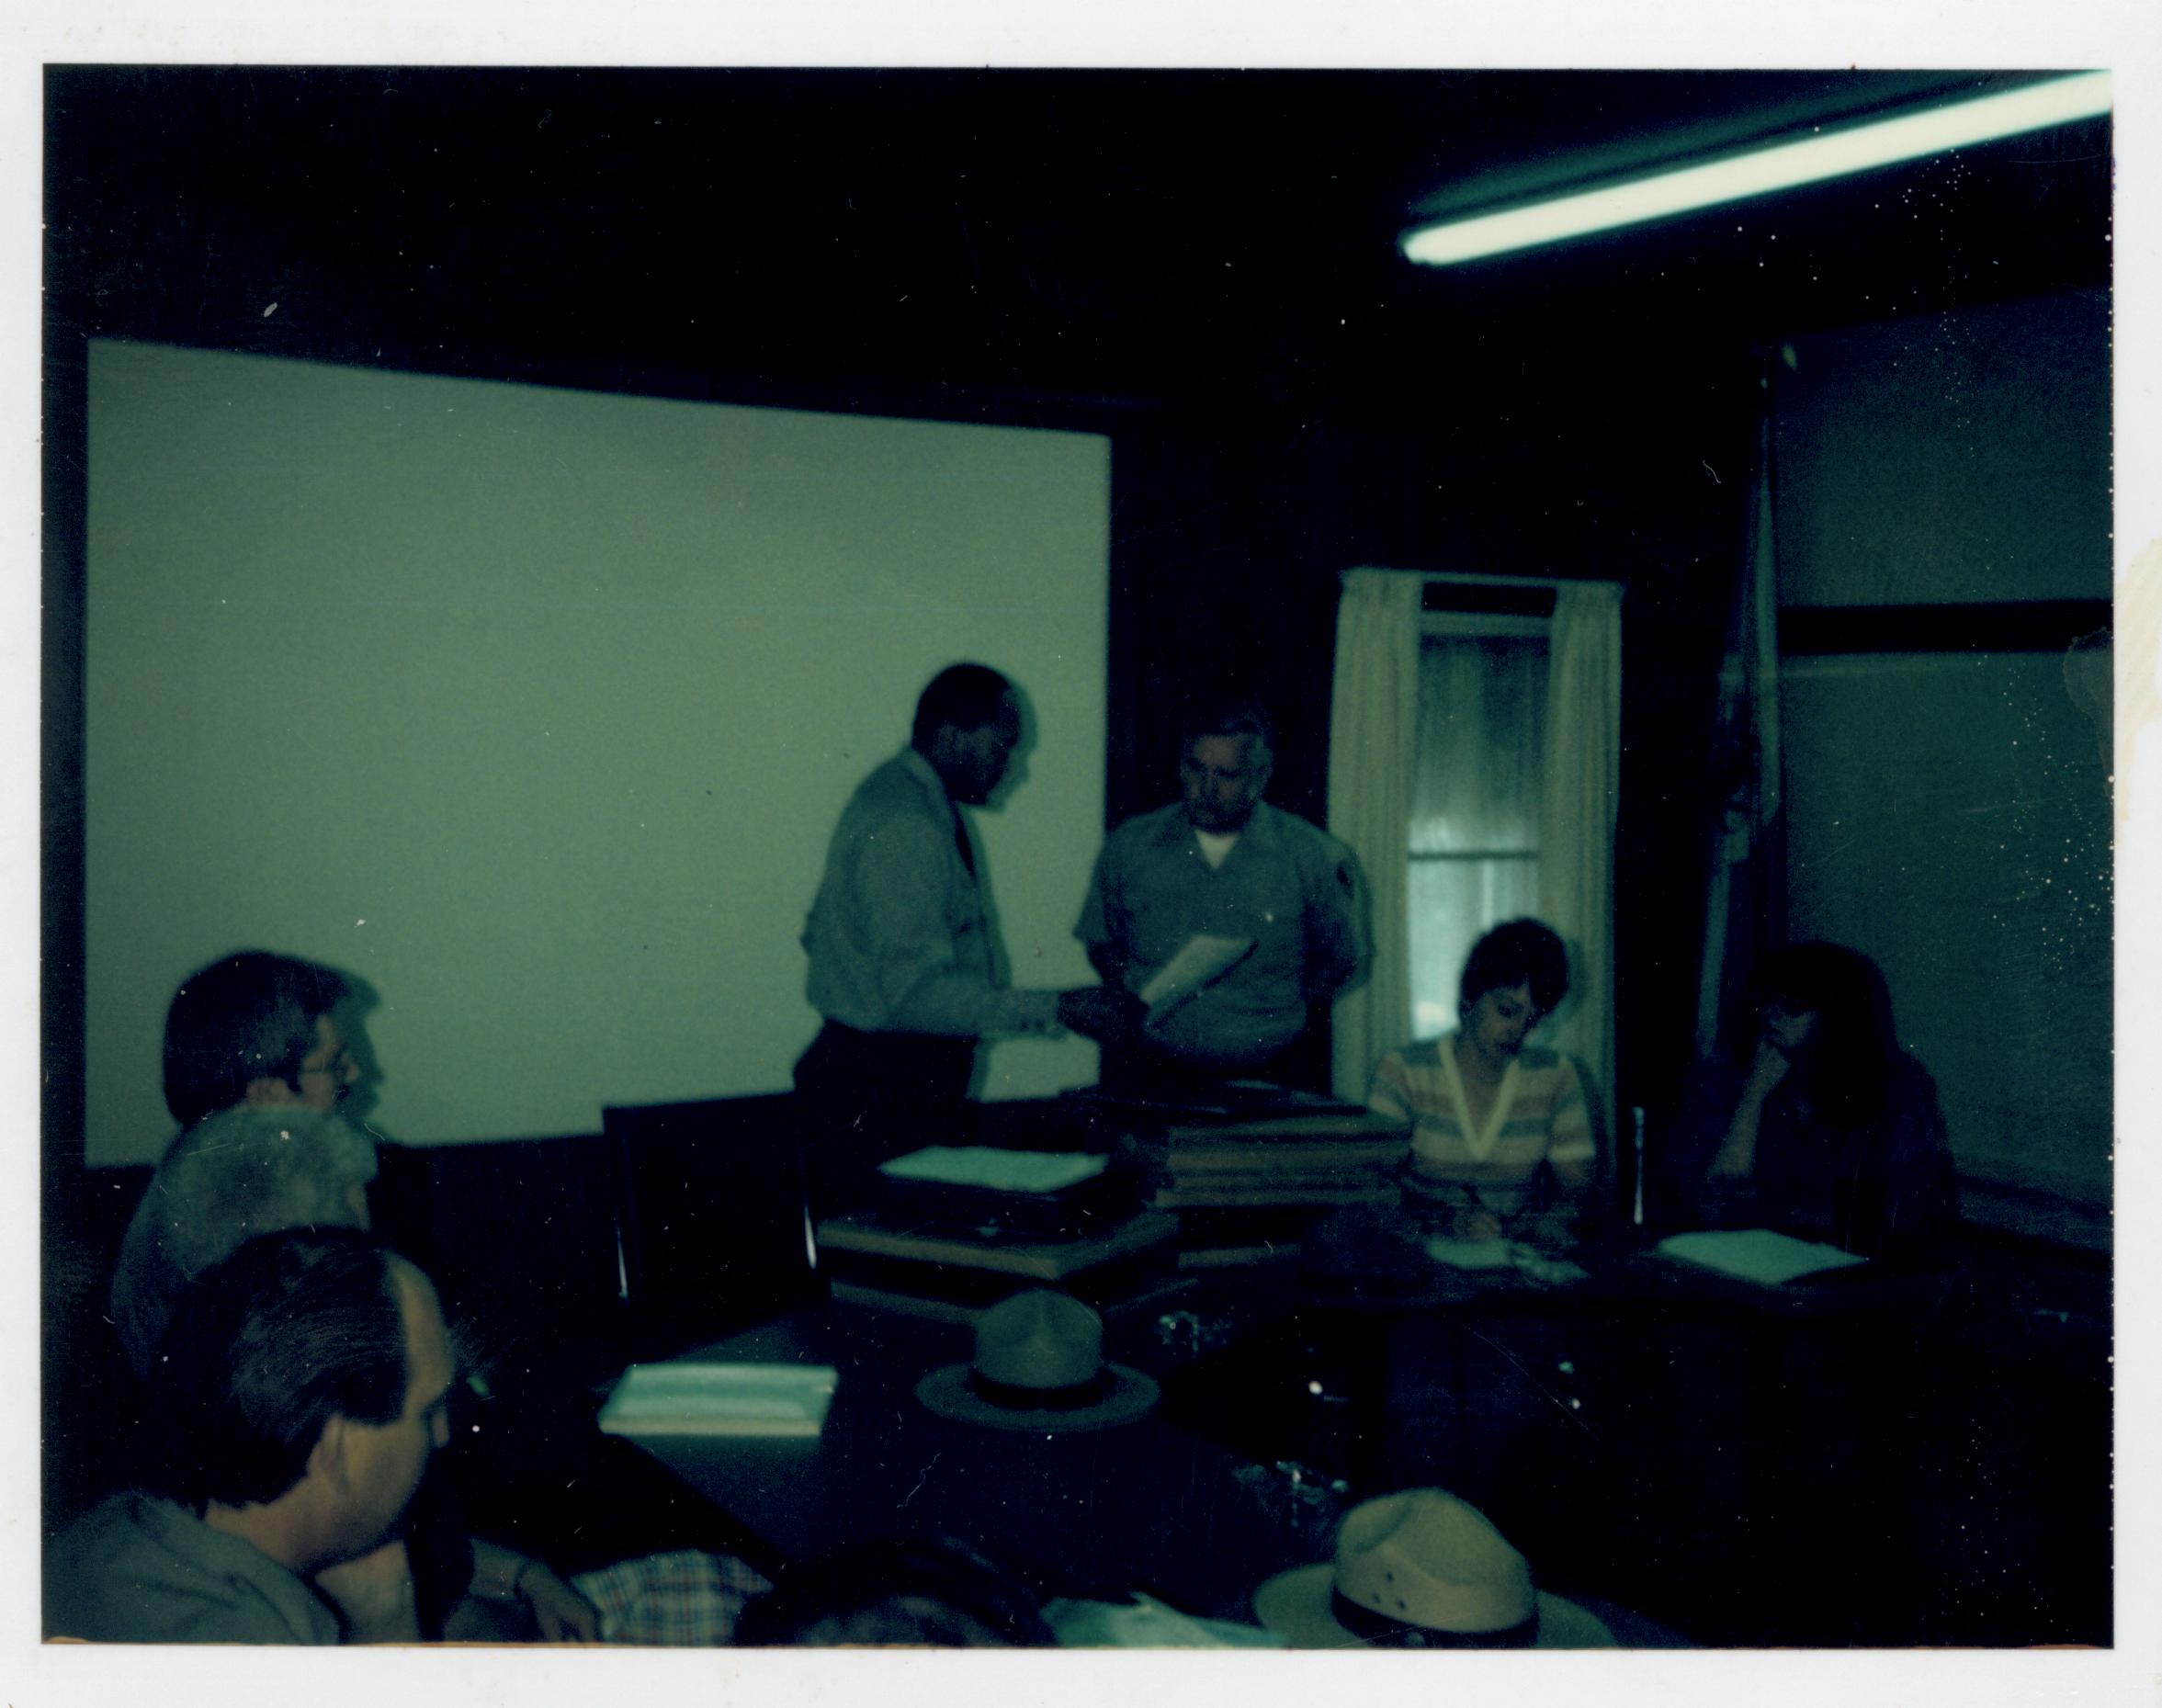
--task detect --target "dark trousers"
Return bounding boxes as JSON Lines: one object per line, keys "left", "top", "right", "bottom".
{"left": 792, "top": 1021, "right": 979, "bottom": 1215}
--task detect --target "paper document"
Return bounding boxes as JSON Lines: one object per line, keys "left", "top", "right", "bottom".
{"left": 1137, "top": 933, "right": 1254, "bottom": 1016}
{"left": 879, "top": 1146, "right": 1109, "bottom": 1195}
{"left": 1043, "top": 1594, "right": 1286, "bottom": 1649}
{"left": 1657, "top": 1228, "right": 1867, "bottom": 1286}
{"left": 1423, "top": 1238, "right": 1588, "bottom": 1284}
{"left": 1423, "top": 1237, "right": 1516, "bottom": 1270}
{"left": 597, "top": 1361, "right": 837, "bottom": 1438}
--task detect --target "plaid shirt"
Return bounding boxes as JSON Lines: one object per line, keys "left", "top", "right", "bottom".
{"left": 570, "top": 1550, "right": 772, "bottom": 1646}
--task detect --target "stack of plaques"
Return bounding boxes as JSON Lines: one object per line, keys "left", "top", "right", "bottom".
{"left": 1117, "top": 1110, "right": 1408, "bottom": 1211}
{"left": 814, "top": 1147, "right": 1182, "bottom": 1323}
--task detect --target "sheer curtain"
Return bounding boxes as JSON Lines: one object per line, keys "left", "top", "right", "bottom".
{"left": 1539, "top": 582, "right": 1623, "bottom": 1147}
{"left": 1326, "top": 570, "right": 1422, "bottom": 1100}
{"left": 1409, "top": 632, "right": 1546, "bottom": 1036}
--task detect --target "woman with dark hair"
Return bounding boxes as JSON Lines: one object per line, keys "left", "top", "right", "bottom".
{"left": 1365, "top": 919, "right": 1596, "bottom": 1247}
{"left": 1682, "top": 942, "right": 1957, "bottom": 1259}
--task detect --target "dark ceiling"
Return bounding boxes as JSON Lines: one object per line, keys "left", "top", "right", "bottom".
{"left": 45, "top": 66, "right": 2112, "bottom": 425}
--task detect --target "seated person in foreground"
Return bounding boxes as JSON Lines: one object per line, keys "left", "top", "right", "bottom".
{"left": 1365, "top": 919, "right": 1594, "bottom": 1248}
{"left": 50, "top": 1230, "right": 455, "bottom": 1644}
{"left": 1674, "top": 942, "right": 1958, "bottom": 1260}
{"left": 1076, "top": 695, "right": 1365, "bottom": 1090}
{"left": 109, "top": 948, "right": 596, "bottom": 1640}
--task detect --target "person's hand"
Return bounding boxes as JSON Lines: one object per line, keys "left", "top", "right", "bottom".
{"left": 514, "top": 1559, "right": 601, "bottom": 1643}
{"left": 314, "top": 1539, "right": 423, "bottom": 1643}
{"left": 1706, "top": 1143, "right": 1756, "bottom": 1182}
{"left": 1453, "top": 1205, "right": 1505, "bottom": 1242}
{"left": 1055, "top": 984, "right": 1145, "bottom": 1044}
{"left": 1743, "top": 1035, "right": 1793, "bottom": 1100}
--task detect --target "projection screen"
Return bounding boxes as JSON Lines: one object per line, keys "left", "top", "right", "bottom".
{"left": 84, "top": 340, "right": 1109, "bottom": 1165}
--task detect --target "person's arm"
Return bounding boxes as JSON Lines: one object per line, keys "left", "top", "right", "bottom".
{"left": 1519, "top": 1058, "right": 1596, "bottom": 1248}
{"left": 852, "top": 813, "right": 1059, "bottom": 1037}
{"left": 1300, "top": 846, "right": 1368, "bottom": 1001}
{"left": 1706, "top": 1038, "right": 1791, "bottom": 1181}
{"left": 1074, "top": 843, "right": 1136, "bottom": 992}
{"left": 469, "top": 1539, "right": 600, "bottom": 1642}
{"left": 1365, "top": 1050, "right": 1413, "bottom": 1125}
{"left": 1868, "top": 1061, "right": 1961, "bottom": 1257}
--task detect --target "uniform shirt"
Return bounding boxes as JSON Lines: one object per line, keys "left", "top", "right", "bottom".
{"left": 802, "top": 748, "right": 1058, "bottom": 1038}
{"left": 1367, "top": 1038, "right": 1594, "bottom": 1224}
{"left": 1077, "top": 800, "right": 1364, "bottom": 1068}
{"left": 47, "top": 1492, "right": 340, "bottom": 1645}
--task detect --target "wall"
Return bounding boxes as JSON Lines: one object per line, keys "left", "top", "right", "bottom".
{"left": 84, "top": 341, "right": 1110, "bottom": 1165}
{"left": 1771, "top": 291, "right": 2111, "bottom": 1237}
{"left": 1773, "top": 290, "right": 2111, "bottom": 606}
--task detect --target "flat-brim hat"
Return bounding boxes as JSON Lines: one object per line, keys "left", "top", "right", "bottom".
{"left": 915, "top": 1288, "right": 1160, "bottom": 1432}
{"left": 1252, "top": 1489, "right": 1613, "bottom": 1649}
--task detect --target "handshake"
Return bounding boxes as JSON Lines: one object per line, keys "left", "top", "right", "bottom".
{"left": 1053, "top": 984, "right": 1148, "bottom": 1045}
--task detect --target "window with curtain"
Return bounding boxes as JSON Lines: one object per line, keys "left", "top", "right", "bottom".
{"left": 1330, "top": 568, "right": 1616, "bottom": 1123}
{"left": 1409, "top": 617, "right": 1549, "bottom": 1035}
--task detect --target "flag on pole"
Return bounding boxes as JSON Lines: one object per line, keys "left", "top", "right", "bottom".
{"left": 1695, "top": 371, "right": 1785, "bottom": 1058}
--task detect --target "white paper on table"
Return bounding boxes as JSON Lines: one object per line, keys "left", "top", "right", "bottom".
{"left": 1136, "top": 933, "right": 1254, "bottom": 1017}
{"left": 878, "top": 1146, "right": 1109, "bottom": 1194}
{"left": 1042, "top": 1594, "right": 1287, "bottom": 1648}
{"left": 597, "top": 1361, "right": 837, "bottom": 1438}
{"left": 1656, "top": 1227, "right": 1868, "bottom": 1286}
{"left": 1423, "top": 1237, "right": 1516, "bottom": 1270}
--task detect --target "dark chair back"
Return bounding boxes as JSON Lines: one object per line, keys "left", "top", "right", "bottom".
{"left": 369, "top": 1134, "right": 628, "bottom": 1381}
{"left": 604, "top": 1093, "right": 828, "bottom": 1356}
{"left": 47, "top": 1166, "right": 159, "bottom": 1535}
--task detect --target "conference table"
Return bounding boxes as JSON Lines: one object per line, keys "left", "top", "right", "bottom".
{"left": 619, "top": 1298, "right": 1330, "bottom": 1621}
{"left": 452, "top": 1198, "right": 2109, "bottom": 1648}
{"left": 531, "top": 1219, "right": 2106, "bottom": 1648}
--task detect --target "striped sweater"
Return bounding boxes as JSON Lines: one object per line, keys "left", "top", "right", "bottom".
{"left": 1367, "top": 1036, "right": 1594, "bottom": 1224}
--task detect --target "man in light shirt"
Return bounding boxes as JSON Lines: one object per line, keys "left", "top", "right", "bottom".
{"left": 1077, "top": 696, "right": 1364, "bottom": 1091}
{"left": 796, "top": 662, "right": 1133, "bottom": 1204}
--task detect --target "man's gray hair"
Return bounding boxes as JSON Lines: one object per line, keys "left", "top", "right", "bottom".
{"left": 111, "top": 1103, "right": 379, "bottom": 1376}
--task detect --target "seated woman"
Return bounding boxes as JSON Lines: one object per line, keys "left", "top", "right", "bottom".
{"left": 1678, "top": 942, "right": 1958, "bottom": 1260}
{"left": 1366, "top": 919, "right": 1596, "bottom": 1248}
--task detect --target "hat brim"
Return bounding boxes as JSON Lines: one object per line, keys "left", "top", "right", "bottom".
{"left": 913, "top": 1362, "right": 1160, "bottom": 1432}
{"left": 1252, "top": 1564, "right": 1614, "bottom": 1650}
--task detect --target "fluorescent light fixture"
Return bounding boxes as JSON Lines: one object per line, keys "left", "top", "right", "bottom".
{"left": 1402, "top": 72, "right": 2111, "bottom": 266}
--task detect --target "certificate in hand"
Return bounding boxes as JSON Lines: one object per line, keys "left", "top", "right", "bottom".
{"left": 1136, "top": 933, "right": 1254, "bottom": 1020}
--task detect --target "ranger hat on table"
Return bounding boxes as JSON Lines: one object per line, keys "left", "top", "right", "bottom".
{"left": 915, "top": 1288, "right": 1159, "bottom": 1432}
{"left": 1253, "top": 1487, "right": 1614, "bottom": 1648}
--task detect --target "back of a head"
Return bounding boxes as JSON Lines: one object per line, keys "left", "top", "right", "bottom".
{"left": 113, "top": 1103, "right": 379, "bottom": 1377}
{"left": 163, "top": 950, "right": 351, "bottom": 1125}
{"left": 152, "top": 1227, "right": 409, "bottom": 1511}
{"left": 911, "top": 662, "right": 1015, "bottom": 747}
{"left": 734, "top": 1535, "right": 1051, "bottom": 1647}
{"left": 1459, "top": 918, "right": 1570, "bottom": 1017}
